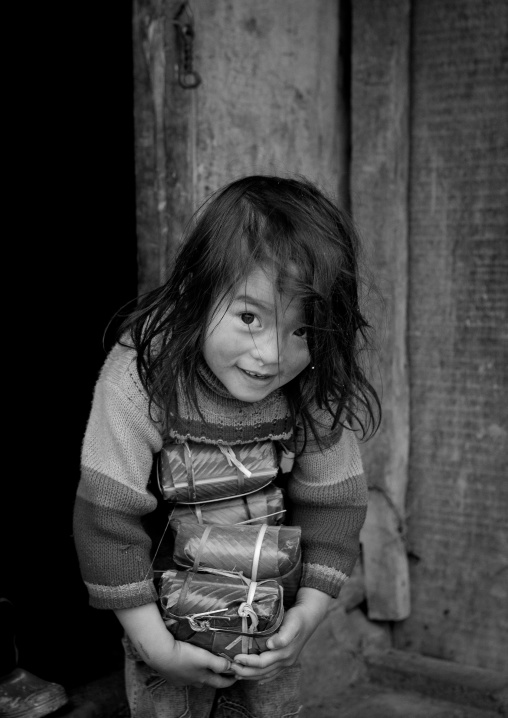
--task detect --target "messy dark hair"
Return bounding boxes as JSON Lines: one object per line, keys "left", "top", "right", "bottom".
{"left": 118, "top": 175, "right": 381, "bottom": 445}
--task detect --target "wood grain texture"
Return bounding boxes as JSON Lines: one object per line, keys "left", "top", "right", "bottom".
{"left": 191, "top": 0, "right": 346, "bottom": 206}
{"left": 133, "top": 0, "right": 349, "bottom": 292}
{"left": 351, "top": 0, "right": 411, "bottom": 620}
{"left": 133, "top": 0, "right": 200, "bottom": 293}
{"left": 393, "top": 0, "right": 508, "bottom": 672}
{"left": 133, "top": 0, "right": 162, "bottom": 294}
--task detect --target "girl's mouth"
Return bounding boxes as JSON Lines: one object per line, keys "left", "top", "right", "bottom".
{"left": 238, "top": 367, "right": 274, "bottom": 381}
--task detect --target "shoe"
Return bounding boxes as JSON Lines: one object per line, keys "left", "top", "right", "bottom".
{"left": 0, "top": 667, "right": 68, "bottom": 718}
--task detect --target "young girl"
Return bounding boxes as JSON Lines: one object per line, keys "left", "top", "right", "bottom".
{"left": 73, "top": 175, "right": 380, "bottom": 718}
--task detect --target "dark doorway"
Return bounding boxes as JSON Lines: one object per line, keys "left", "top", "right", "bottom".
{"left": 3, "top": 2, "right": 138, "bottom": 688}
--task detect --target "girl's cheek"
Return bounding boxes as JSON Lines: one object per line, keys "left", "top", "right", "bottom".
{"left": 291, "top": 347, "right": 311, "bottom": 374}
{"left": 297, "top": 340, "right": 311, "bottom": 361}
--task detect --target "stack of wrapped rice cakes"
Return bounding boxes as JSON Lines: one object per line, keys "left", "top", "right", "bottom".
{"left": 154, "top": 440, "right": 301, "bottom": 659}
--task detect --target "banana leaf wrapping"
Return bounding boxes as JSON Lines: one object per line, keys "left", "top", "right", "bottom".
{"left": 168, "top": 483, "right": 285, "bottom": 526}
{"left": 171, "top": 522, "right": 302, "bottom": 607}
{"left": 160, "top": 569, "right": 284, "bottom": 658}
{"left": 152, "top": 485, "right": 286, "bottom": 574}
{"left": 158, "top": 440, "right": 278, "bottom": 503}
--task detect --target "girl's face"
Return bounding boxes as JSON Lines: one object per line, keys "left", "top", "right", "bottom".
{"left": 203, "top": 265, "right": 311, "bottom": 403}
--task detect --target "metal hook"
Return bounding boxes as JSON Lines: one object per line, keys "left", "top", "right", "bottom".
{"left": 173, "top": 2, "right": 201, "bottom": 89}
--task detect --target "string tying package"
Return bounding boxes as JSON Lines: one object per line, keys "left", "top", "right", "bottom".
{"left": 155, "top": 440, "right": 300, "bottom": 657}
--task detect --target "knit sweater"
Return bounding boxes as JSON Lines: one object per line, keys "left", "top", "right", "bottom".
{"left": 73, "top": 341, "right": 368, "bottom": 610}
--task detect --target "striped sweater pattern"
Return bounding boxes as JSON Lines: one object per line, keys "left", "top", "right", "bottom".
{"left": 73, "top": 342, "right": 368, "bottom": 610}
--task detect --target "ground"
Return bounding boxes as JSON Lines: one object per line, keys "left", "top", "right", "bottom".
{"left": 52, "top": 600, "right": 506, "bottom": 717}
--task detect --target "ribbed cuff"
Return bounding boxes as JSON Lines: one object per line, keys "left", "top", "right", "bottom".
{"left": 299, "top": 562, "right": 349, "bottom": 598}
{"left": 86, "top": 579, "right": 158, "bottom": 610}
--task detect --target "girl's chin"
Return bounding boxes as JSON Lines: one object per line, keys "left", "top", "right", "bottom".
{"left": 221, "top": 367, "right": 278, "bottom": 402}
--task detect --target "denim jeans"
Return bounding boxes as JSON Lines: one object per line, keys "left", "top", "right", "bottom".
{"left": 123, "top": 637, "right": 302, "bottom": 718}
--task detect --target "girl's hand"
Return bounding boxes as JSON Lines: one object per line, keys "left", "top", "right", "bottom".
{"left": 148, "top": 639, "right": 237, "bottom": 689}
{"left": 231, "top": 587, "right": 332, "bottom": 683}
{"left": 115, "top": 603, "right": 236, "bottom": 688}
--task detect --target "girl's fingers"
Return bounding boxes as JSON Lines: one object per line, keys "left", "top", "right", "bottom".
{"left": 210, "top": 657, "right": 233, "bottom": 674}
{"left": 233, "top": 652, "right": 279, "bottom": 669}
{"left": 231, "top": 660, "right": 285, "bottom": 681}
{"left": 207, "top": 656, "right": 234, "bottom": 675}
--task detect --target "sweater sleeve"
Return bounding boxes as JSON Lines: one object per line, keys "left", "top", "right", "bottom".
{"left": 73, "top": 343, "right": 164, "bottom": 610}
{"left": 288, "top": 410, "right": 368, "bottom": 598}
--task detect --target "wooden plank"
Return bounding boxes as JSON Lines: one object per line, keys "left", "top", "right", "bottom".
{"left": 132, "top": 0, "right": 196, "bottom": 293}
{"left": 351, "top": 0, "right": 411, "bottom": 620}
{"left": 361, "top": 490, "right": 410, "bottom": 620}
{"left": 133, "top": 0, "right": 348, "bottom": 291}
{"left": 179, "top": 0, "right": 347, "bottom": 207}
{"left": 394, "top": 0, "right": 508, "bottom": 671}
{"left": 133, "top": 0, "right": 164, "bottom": 293}
{"left": 365, "top": 649, "right": 508, "bottom": 713}
{"left": 161, "top": 0, "right": 198, "bottom": 285}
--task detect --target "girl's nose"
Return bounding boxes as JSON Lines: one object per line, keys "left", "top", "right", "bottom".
{"left": 251, "top": 329, "right": 283, "bottom": 366}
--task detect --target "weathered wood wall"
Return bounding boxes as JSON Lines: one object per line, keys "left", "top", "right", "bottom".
{"left": 351, "top": 0, "right": 507, "bottom": 673}
{"left": 351, "top": 0, "right": 411, "bottom": 622}
{"left": 133, "top": 0, "right": 348, "bottom": 294}
{"left": 392, "top": 0, "right": 508, "bottom": 672}
{"left": 132, "top": 0, "right": 507, "bottom": 675}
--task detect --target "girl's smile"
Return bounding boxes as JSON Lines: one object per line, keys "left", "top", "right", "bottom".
{"left": 238, "top": 368, "right": 275, "bottom": 380}
{"left": 202, "top": 266, "right": 311, "bottom": 403}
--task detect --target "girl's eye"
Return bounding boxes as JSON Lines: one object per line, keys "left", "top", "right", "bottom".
{"left": 240, "top": 313, "right": 256, "bottom": 325}
{"left": 294, "top": 326, "right": 307, "bottom": 337}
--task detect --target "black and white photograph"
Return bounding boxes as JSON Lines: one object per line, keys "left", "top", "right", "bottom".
{"left": 2, "top": 2, "right": 506, "bottom": 717}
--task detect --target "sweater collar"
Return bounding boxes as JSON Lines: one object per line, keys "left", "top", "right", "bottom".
{"left": 167, "top": 354, "right": 294, "bottom": 445}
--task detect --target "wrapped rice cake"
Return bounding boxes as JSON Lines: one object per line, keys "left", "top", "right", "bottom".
{"left": 160, "top": 569, "right": 283, "bottom": 657}
{"left": 171, "top": 522, "right": 302, "bottom": 607}
{"left": 168, "top": 482, "right": 285, "bottom": 526}
{"left": 158, "top": 440, "right": 279, "bottom": 503}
